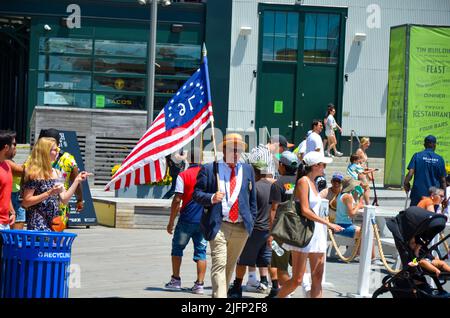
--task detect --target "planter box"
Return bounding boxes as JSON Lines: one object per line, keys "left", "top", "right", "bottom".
{"left": 115, "top": 184, "right": 171, "bottom": 199}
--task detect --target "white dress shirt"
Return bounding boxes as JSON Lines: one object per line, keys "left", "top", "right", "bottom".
{"left": 211, "top": 161, "right": 243, "bottom": 223}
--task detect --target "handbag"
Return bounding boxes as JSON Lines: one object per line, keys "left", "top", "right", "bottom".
{"left": 271, "top": 193, "right": 315, "bottom": 248}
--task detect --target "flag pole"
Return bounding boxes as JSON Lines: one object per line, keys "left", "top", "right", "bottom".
{"left": 202, "top": 43, "right": 220, "bottom": 192}
{"left": 200, "top": 131, "right": 204, "bottom": 164}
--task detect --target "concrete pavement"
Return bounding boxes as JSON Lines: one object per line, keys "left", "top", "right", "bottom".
{"left": 67, "top": 225, "right": 406, "bottom": 298}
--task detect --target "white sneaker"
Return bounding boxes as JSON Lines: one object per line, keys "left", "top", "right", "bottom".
{"left": 371, "top": 259, "right": 384, "bottom": 266}
{"left": 255, "top": 282, "right": 270, "bottom": 294}
{"left": 190, "top": 281, "right": 204, "bottom": 294}
{"left": 335, "top": 151, "right": 343, "bottom": 157}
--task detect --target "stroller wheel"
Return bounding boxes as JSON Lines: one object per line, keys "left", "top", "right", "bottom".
{"left": 372, "top": 286, "right": 388, "bottom": 298}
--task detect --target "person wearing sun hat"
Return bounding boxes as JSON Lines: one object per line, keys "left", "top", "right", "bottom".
{"left": 276, "top": 151, "right": 342, "bottom": 298}
{"left": 335, "top": 176, "right": 379, "bottom": 262}
{"left": 194, "top": 133, "right": 257, "bottom": 298}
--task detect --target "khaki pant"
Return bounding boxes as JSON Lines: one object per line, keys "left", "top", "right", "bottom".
{"left": 209, "top": 222, "right": 249, "bottom": 298}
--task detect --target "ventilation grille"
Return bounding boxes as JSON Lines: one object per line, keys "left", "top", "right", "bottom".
{"left": 93, "top": 136, "right": 139, "bottom": 186}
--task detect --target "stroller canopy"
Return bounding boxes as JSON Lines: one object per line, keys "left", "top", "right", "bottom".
{"left": 387, "top": 206, "right": 447, "bottom": 246}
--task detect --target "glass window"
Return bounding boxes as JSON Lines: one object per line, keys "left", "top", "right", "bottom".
{"left": 262, "top": 11, "right": 298, "bottom": 62}
{"left": 39, "top": 38, "right": 92, "bottom": 55}
{"left": 93, "top": 76, "right": 145, "bottom": 92}
{"left": 154, "top": 96, "right": 170, "bottom": 114}
{"left": 286, "top": 12, "right": 298, "bottom": 61}
{"left": 94, "top": 58, "right": 146, "bottom": 75}
{"left": 155, "top": 78, "right": 188, "bottom": 94}
{"left": 303, "top": 13, "right": 340, "bottom": 64}
{"left": 156, "top": 44, "right": 201, "bottom": 76}
{"left": 95, "top": 40, "right": 147, "bottom": 58}
{"left": 262, "top": 11, "right": 275, "bottom": 60}
{"left": 38, "top": 36, "right": 201, "bottom": 110}
{"left": 94, "top": 94, "right": 145, "bottom": 110}
{"left": 39, "top": 55, "right": 92, "bottom": 72}
{"left": 38, "top": 91, "right": 91, "bottom": 107}
{"left": 38, "top": 73, "right": 91, "bottom": 90}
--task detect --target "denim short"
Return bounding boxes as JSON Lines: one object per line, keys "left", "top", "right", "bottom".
{"left": 171, "top": 220, "right": 207, "bottom": 261}
{"left": 337, "top": 223, "right": 357, "bottom": 238}
{"left": 11, "top": 192, "right": 26, "bottom": 223}
{"left": 237, "top": 229, "right": 272, "bottom": 267}
{"left": 0, "top": 224, "right": 10, "bottom": 230}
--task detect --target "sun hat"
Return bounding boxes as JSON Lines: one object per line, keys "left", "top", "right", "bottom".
{"left": 341, "top": 176, "right": 362, "bottom": 194}
{"left": 219, "top": 133, "right": 247, "bottom": 151}
{"left": 303, "top": 151, "right": 332, "bottom": 167}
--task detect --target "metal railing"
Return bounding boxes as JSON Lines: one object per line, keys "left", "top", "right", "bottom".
{"left": 348, "top": 130, "right": 361, "bottom": 157}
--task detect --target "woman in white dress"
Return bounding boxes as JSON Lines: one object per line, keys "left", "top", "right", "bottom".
{"left": 277, "top": 152, "right": 343, "bottom": 298}
{"left": 325, "top": 104, "right": 343, "bottom": 157}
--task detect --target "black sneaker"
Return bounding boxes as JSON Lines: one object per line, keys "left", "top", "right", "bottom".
{"left": 265, "top": 287, "right": 279, "bottom": 298}
{"left": 227, "top": 284, "right": 242, "bottom": 298}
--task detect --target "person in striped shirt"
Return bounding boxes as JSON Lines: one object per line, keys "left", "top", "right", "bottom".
{"left": 246, "top": 135, "right": 294, "bottom": 179}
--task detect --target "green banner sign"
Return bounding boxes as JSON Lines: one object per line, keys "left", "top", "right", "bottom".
{"left": 385, "top": 25, "right": 450, "bottom": 186}
{"left": 407, "top": 26, "right": 450, "bottom": 172}
{"left": 385, "top": 26, "right": 407, "bottom": 186}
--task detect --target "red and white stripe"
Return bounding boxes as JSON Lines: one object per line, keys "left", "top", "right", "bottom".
{"left": 105, "top": 103, "right": 213, "bottom": 191}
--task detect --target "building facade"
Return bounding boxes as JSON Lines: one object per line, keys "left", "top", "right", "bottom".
{"left": 1, "top": 0, "right": 449, "bottom": 186}
{"left": 227, "top": 0, "right": 450, "bottom": 156}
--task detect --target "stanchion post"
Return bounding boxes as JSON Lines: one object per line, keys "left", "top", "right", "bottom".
{"left": 349, "top": 205, "right": 376, "bottom": 298}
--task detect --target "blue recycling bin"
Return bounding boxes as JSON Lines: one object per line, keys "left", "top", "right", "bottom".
{"left": 0, "top": 230, "right": 77, "bottom": 298}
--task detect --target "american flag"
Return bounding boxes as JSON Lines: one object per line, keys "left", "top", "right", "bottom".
{"left": 105, "top": 56, "right": 214, "bottom": 191}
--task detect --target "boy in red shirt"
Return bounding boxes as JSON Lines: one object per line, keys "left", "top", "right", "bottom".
{"left": 0, "top": 130, "right": 16, "bottom": 230}
{"left": 165, "top": 148, "right": 207, "bottom": 294}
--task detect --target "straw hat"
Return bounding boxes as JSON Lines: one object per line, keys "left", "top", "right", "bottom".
{"left": 341, "top": 176, "right": 362, "bottom": 193}
{"left": 219, "top": 133, "right": 247, "bottom": 151}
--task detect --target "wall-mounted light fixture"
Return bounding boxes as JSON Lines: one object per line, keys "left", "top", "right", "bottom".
{"left": 171, "top": 23, "right": 183, "bottom": 33}
{"left": 239, "top": 26, "right": 252, "bottom": 36}
{"left": 354, "top": 32, "right": 367, "bottom": 43}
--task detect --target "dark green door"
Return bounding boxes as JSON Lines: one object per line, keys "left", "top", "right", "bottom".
{"left": 256, "top": 62, "right": 296, "bottom": 142}
{"left": 256, "top": 5, "right": 347, "bottom": 146}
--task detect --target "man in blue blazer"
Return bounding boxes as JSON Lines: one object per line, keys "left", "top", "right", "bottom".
{"left": 193, "top": 133, "right": 257, "bottom": 298}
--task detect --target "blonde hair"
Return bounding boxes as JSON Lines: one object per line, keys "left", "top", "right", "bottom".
{"left": 25, "top": 137, "right": 57, "bottom": 182}
{"left": 360, "top": 137, "right": 370, "bottom": 146}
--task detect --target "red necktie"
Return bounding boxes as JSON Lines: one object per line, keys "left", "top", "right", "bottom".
{"left": 229, "top": 165, "right": 239, "bottom": 222}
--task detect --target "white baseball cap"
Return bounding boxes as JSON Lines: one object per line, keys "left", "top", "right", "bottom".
{"left": 303, "top": 151, "right": 332, "bottom": 167}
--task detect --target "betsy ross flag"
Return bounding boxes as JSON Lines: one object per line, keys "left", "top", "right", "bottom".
{"left": 105, "top": 55, "right": 214, "bottom": 191}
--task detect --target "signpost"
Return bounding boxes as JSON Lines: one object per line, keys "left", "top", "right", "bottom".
{"left": 385, "top": 25, "right": 450, "bottom": 187}
{"left": 59, "top": 131, "right": 97, "bottom": 227}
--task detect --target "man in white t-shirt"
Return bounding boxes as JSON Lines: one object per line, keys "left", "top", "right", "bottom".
{"left": 305, "top": 120, "right": 324, "bottom": 156}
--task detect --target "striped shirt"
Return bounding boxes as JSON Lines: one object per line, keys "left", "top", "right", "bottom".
{"left": 247, "top": 144, "right": 277, "bottom": 178}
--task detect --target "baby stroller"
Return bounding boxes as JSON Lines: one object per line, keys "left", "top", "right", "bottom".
{"left": 372, "top": 206, "right": 450, "bottom": 298}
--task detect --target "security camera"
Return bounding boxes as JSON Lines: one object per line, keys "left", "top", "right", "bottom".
{"left": 137, "top": 0, "right": 147, "bottom": 5}
{"left": 162, "top": 0, "right": 171, "bottom": 6}
{"left": 43, "top": 24, "right": 52, "bottom": 31}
